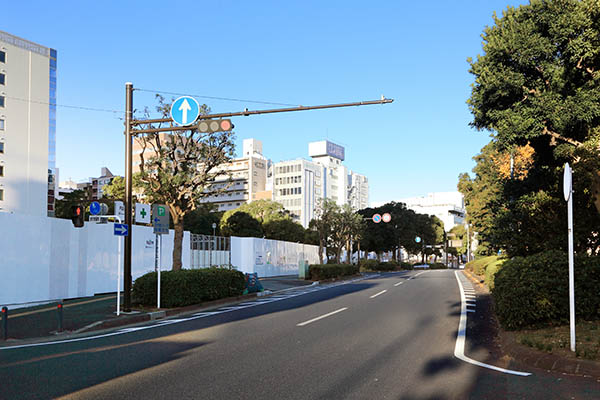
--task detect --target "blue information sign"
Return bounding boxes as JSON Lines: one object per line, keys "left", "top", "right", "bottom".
{"left": 114, "top": 223, "right": 129, "bottom": 236}
{"left": 170, "top": 96, "right": 200, "bottom": 126}
{"left": 90, "top": 201, "right": 101, "bottom": 215}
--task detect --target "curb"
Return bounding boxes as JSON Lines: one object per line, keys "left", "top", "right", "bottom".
{"left": 461, "top": 268, "right": 600, "bottom": 379}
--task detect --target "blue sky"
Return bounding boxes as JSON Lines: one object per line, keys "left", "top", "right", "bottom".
{"left": 3, "top": 0, "right": 526, "bottom": 205}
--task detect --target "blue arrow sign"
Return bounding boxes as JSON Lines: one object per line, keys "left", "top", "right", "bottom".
{"left": 170, "top": 96, "right": 200, "bottom": 126}
{"left": 114, "top": 223, "right": 129, "bottom": 236}
{"left": 90, "top": 201, "right": 101, "bottom": 215}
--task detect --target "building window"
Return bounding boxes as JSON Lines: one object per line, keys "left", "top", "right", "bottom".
{"left": 0, "top": 50, "right": 5, "bottom": 63}
{"left": 0, "top": 95, "right": 4, "bottom": 107}
{"left": 0, "top": 73, "right": 4, "bottom": 85}
{"left": 0, "top": 165, "right": 3, "bottom": 176}
{"left": 0, "top": 142, "right": 4, "bottom": 153}
{"left": 0, "top": 118, "right": 4, "bottom": 130}
{"left": 0, "top": 188, "right": 3, "bottom": 201}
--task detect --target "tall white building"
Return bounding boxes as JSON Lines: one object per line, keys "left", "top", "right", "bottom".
{"left": 0, "top": 31, "right": 57, "bottom": 216}
{"left": 272, "top": 140, "right": 369, "bottom": 227}
{"left": 199, "top": 138, "right": 268, "bottom": 212}
{"left": 400, "top": 191, "right": 465, "bottom": 232}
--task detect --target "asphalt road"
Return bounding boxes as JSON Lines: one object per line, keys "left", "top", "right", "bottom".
{"left": 1, "top": 270, "right": 599, "bottom": 399}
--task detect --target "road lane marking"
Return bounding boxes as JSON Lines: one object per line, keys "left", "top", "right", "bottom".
{"left": 454, "top": 271, "right": 531, "bottom": 377}
{"left": 370, "top": 290, "right": 387, "bottom": 298}
{"left": 297, "top": 307, "right": 348, "bottom": 327}
{"left": 394, "top": 282, "right": 403, "bottom": 287}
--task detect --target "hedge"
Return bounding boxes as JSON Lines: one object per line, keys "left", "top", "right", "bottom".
{"left": 492, "top": 250, "right": 600, "bottom": 330}
{"left": 359, "top": 259, "right": 398, "bottom": 272}
{"left": 309, "top": 264, "right": 359, "bottom": 280}
{"left": 132, "top": 268, "right": 246, "bottom": 308}
{"left": 428, "top": 262, "right": 447, "bottom": 270}
{"left": 484, "top": 258, "right": 505, "bottom": 290}
{"left": 466, "top": 256, "right": 498, "bottom": 276}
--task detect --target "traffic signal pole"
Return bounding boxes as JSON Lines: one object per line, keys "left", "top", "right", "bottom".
{"left": 123, "top": 83, "right": 393, "bottom": 311}
{"left": 124, "top": 82, "right": 133, "bottom": 312}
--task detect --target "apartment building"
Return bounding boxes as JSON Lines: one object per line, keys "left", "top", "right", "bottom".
{"left": 199, "top": 138, "right": 268, "bottom": 212}
{"left": 0, "top": 30, "right": 57, "bottom": 216}
{"left": 348, "top": 170, "right": 369, "bottom": 211}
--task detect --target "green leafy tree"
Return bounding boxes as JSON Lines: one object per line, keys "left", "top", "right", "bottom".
{"left": 263, "top": 219, "right": 306, "bottom": 243}
{"left": 311, "top": 198, "right": 340, "bottom": 264}
{"left": 101, "top": 176, "right": 125, "bottom": 200}
{"left": 221, "top": 212, "right": 263, "bottom": 237}
{"left": 221, "top": 199, "right": 290, "bottom": 226}
{"left": 183, "top": 204, "right": 223, "bottom": 235}
{"left": 466, "top": 1, "right": 600, "bottom": 256}
{"left": 135, "top": 95, "right": 235, "bottom": 270}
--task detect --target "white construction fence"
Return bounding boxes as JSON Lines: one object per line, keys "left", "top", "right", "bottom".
{"left": 1, "top": 212, "right": 319, "bottom": 305}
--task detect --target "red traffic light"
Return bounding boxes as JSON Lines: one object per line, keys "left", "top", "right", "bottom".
{"left": 197, "top": 119, "right": 234, "bottom": 133}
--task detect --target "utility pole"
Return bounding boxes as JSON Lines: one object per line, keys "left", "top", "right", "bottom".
{"left": 123, "top": 82, "right": 133, "bottom": 312}
{"left": 122, "top": 82, "right": 393, "bottom": 310}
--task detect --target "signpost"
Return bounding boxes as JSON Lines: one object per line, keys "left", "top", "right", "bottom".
{"left": 170, "top": 96, "right": 200, "bottom": 126}
{"left": 564, "top": 163, "right": 576, "bottom": 352}
{"left": 152, "top": 204, "right": 170, "bottom": 308}
{"left": 90, "top": 201, "right": 101, "bottom": 215}
{"left": 372, "top": 214, "right": 382, "bottom": 223}
{"left": 382, "top": 213, "right": 391, "bottom": 223}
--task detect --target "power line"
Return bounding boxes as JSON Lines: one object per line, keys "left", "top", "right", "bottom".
{"left": 4, "top": 95, "right": 124, "bottom": 115}
{"left": 135, "top": 88, "right": 298, "bottom": 107}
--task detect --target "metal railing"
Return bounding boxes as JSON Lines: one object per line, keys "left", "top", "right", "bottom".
{"left": 190, "top": 234, "right": 231, "bottom": 268}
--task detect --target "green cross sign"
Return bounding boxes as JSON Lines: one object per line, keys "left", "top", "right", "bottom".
{"left": 140, "top": 208, "right": 147, "bottom": 218}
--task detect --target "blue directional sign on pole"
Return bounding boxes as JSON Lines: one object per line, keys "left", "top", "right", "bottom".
{"left": 170, "top": 96, "right": 200, "bottom": 126}
{"left": 114, "top": 223, "right": 129, "bottom": 236}
{"left": 90, "top": 201, "right": 101, "bottom": 215}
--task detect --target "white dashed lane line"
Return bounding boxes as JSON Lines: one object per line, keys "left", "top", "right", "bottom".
{"left": 296, "top": 307, "right": 348, "bottom": 327}
{"left": 370, "top": 290, "right": 387, "bottom": 299}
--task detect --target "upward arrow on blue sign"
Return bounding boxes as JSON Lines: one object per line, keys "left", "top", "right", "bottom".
{"left": 170, "top": 96, "right": 200, "bottom": 126}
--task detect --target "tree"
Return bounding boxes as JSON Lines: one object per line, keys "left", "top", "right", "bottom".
{"left": 311, "top": 198, "right": 340, "bottom": 264}
{"left": 263, "top": 219, "right": 306, "bottom": 243}
{"left": 466, "top": 1, "right": 600, "bottom": 256}
{"left": 101, "top": 176, "right": 125, "bottom": 200}
{"left": 221, "top": 199, "right": 290, "bottom": 226}
{"left": 220, "top": 212, "right": 263, "bottom": 237}
{"left": 135, "top": 95, "right": 235, "bottom": 270}
{"left": 183, "top": 203, "right": 223, "bottom": 235}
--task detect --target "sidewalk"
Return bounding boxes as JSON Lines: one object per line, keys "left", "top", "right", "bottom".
{"left": 0, "top": 274, "right": 312, "bottom": 343}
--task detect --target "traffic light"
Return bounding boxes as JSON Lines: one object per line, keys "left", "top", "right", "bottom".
{"left": 71, "top": 205, "right": 84, "bottom": 228}
{"left": 196, "top": 119, "right": 234, "bottom": 133}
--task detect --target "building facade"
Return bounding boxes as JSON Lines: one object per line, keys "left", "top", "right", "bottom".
{"left": 400, "top": 191, "right": 465, "bottom": 232}
{"left": 0, "top": 30, "right": 57, "bottom": 216}
{"left": 199, "top": 139, "right": 268, "bottom": 212}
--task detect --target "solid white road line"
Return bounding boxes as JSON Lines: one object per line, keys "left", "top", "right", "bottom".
{"left": 296, "top": 307, "right": 348, "bottom": 327}
{"left": 370, "top": 290, "right": 387, "bottom": 299}
{"left": 453, "top": 271, "right": 531, "bottom": 377}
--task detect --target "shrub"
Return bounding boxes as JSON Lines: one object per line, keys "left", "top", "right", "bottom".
{"left": 132, "top": 268, "right": 246, "bottom": 308}
{"left": 360, "top": 259, "right": 398, "bottom": 272}
{"left": 492, "top": 250, "right": 600, "bottom": 330}
{"left": 309, "top": 264, "right": 359, "bottom": 280}
{"left": 428, "top": 262, "right": 447, "bottom": 270}
{"left": 399, "top": 262, "right": 414, "bottom": 270}
{"left": 359, "top": 259, "right": 380, "bottom": 272}
{"left": 484, "top": 258, "right": 505, "bottom": 290}
{"left": 467, "top": 255, "right": 498, "bottom": 276}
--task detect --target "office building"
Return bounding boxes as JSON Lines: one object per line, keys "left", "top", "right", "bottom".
{"left": 400, "top": 191, "right": 465, "bottom": 231}
{"left": 272, "top": 140, "right": 369, "bottom": 227}
{"left": 0, "top": 30, "right": 57, "bottom": 216}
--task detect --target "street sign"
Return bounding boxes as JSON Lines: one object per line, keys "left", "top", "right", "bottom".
{"left": 382, "top": 213, "right": 391, "bottom": 223}
{"left": 153, "top": 204, "right": 170, "bottom": 235}
{"left": 170, "top": 96, "right": 200, "bottom": 126}
{"left": 114, "top": 223, "right": 129, "bottom": 236}
{"left": 89, "top": 216, "right": 108, "bottom": 224}
{"left": 372, "top": 214, "right": 382, "bottom": 223}
{"left": 90, "top": 201, "right": 101, "bottom": 215}
{"left": 136, "top": 203, "right": 151, "bottom": 224}
{"left": 563, "top": 163, "right": 572, "bottom": 202}
{"left": 114, "top": 201, "right": 125, "bottom": 221}
{"left": 415, "top": 236, "right": 422, "bottom": 243}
